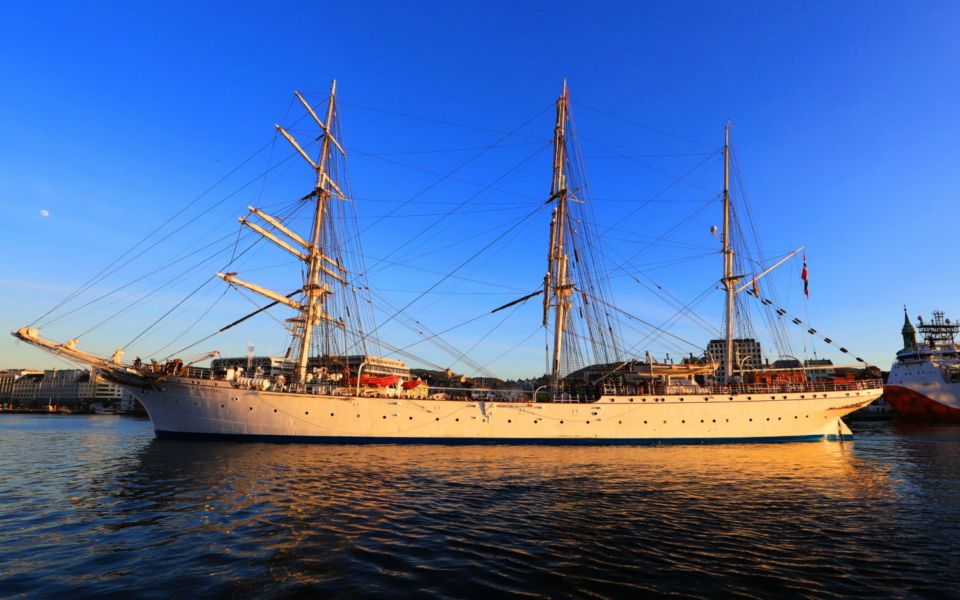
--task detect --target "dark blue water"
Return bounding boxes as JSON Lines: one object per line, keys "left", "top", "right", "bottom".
{"left": 1, "top": 415, "right": 959, "bottom": 599}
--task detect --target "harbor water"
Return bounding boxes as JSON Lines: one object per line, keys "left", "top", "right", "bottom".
{"left": 2, "top": 415, "right": 959, "bottom": 599}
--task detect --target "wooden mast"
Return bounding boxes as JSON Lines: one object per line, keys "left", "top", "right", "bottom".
{"left": 215, "top": 82, "right": 350, "bottom": 385}
{"left": 295, "top": 81, "right": 339, "bottom": 383}
{"left": 721, "top": 123, "right": 736, "bottom": 383}
{"left": 546, "top": 81, "right": 573, "bottom": 398}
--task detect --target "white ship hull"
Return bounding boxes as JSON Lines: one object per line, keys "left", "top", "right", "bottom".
{"left": 884, "top": 311, "right": 960, "bottom": 421}
{"left": 126, "top": 376, "right": 879, "bottom": 444}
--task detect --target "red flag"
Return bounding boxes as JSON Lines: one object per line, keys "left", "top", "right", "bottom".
{"left": 801, "top": 253, "right": 809, "bottom": 298}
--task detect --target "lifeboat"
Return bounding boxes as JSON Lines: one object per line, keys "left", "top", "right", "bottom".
{"left": 347, "top": 375, "right": 402, "bottom": 387}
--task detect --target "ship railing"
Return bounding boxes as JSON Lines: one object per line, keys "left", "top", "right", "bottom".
{"left": 724, "top": 379, "right": 883, "bottom": 395}
{"left": 598, "top": 379, "right": 882, "bottom": 397}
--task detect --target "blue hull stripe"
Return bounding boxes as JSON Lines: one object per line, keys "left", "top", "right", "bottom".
{"left": 154, "top": 430, "right": 852, "bottom": 445}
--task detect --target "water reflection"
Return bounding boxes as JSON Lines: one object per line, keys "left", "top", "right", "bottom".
{"left": 2, "top": 416, "right": 959, "bottom": 599}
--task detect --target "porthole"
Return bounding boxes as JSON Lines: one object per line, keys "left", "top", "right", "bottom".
{"left": 629, "top": 398, "right": 634, "bottom": 402}
{"left": 409, "top": 416, "right": 413, "bottom": 420}
{"left": 508, "top": 419, "right": 512, "bottom": 423}
{"left": 534, "top": 420, "right": 538, "bottom": 424}
{"left": 435, "top": 417, "right": 439, "bottom": 421}
{"left": 220, "top": 404, "right": 224, "bottom": 408}
{"left": 712, "top": 419, "right": 716, "bottom": 423}
{"left": 330, "top": 413, "right": 334, "bottom": 417}
{"left": 747, "top": 396, "right": 752, "bottom": 400}
{"left": 778, "top": 417, "right": 781, "bottom": 420}
{"left": 680, "top": 398, "right": 684, "bottom": 402}
{"left": 643, "top": 420, "right": 647, "bottom": 424}
{"left": 766, "top": 417, "right": 770, "bottom": 421}
{"left": 700, "top": 420, "right": 704, "bottom": 423}
{"left": 618, "top": 421, "right": 622, "bottom": 424}
{"left": 642, "top": 398, "right": 646, "bottom": 402}
{"left": 749, "top": 418, "right": 753, "bottom": 422}
{"left": 249, "top": 407, "right": 253, "bottom": 411}
{"left": 383, "top": 416, "right": 386, "bottom": 419}
{"left": 456, "top": 418, "right": 459, "bottom": 422}
{"left": 305, "top": 412, "right": 309, "bottom": 415}
{"left": 586, "top": 421, "right": 590, "bottom": 424}
{"left": 682, "top": 420, "right": 685, "bottom": 423}
{"left": 560, "top": 421, "right": 564, "bottom": 424}
{"left": 794, "top": 416, "right": 798, "bottom": 419}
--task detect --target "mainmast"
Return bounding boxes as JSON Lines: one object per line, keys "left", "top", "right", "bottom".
{"left": 721, "top": 123, "right": 737, "bottom": 383}
{"left": 545, "top": 82, "right": 574, "bottom": 397}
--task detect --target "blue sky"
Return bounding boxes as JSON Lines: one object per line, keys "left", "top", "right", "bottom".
{"left": 2, "top": 1, "right": 959, "bottom": 377}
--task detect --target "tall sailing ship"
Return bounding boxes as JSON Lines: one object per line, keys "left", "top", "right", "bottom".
{"left": 14, "top": 82, "right": 882, "bottom": 443}
{"left": 885, "top": 310, "right": 960, "bottom": 420}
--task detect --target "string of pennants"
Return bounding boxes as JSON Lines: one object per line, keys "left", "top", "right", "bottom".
{"left": 752, "top": 295, "right": 867, "bottom": 364}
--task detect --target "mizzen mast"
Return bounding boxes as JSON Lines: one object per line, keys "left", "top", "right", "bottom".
{"left": 545, "top": 81, "right": 575, "bottom": 397}
{"left": 721, "top": 123, "right": 738, "bottom": 383}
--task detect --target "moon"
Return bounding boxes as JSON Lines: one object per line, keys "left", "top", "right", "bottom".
{"left": 40, "top": 209, "right": 50, "bottom": 217}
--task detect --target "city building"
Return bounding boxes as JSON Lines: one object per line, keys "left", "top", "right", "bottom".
{"left": 706, "top": 338, "right": 763, "bottom": 380}
{"left": 11, "top": 373, "right": 44, "bottom": 406}
{"left": 78, "top": 370, "right": 133, "bottom": 409}
{"left": 37, "top": 369, "right": 86, "bottom": 407}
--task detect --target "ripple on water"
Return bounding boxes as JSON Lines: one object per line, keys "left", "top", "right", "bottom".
{"left": 2, "top": 416, "right": 960, "bottom": 599}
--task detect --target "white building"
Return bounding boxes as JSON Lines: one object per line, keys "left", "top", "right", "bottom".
{"left": 78, "top": 371, "right": 131, "bottom": 408}
{"left": 11, "top": 373, "right": 44, "bottom": 405}
{"left": 36, "top": 369, "right": 86, "bottom": 404}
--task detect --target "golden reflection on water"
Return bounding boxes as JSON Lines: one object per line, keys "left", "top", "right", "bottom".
{"left": 127, "top": 440, "right": 897, "bottom": 513}
{"left": 5, "top": 416, "right": 958, "bottom": 599}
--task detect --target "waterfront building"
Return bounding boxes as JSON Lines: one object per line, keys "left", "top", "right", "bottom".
{"left": 11, "top": 373, "right": 44, "bottom": 406}
{"left": 0, "top": 371, "right": 19, "bottom": 401}
{"left": 78, "top": 370, "right": 130, "bottom": 408}
{"left": 37, "top": 369, "right": 86, "bottom": 408}
{"left": 0, "top": 370, "right": 43, "bottom": 403}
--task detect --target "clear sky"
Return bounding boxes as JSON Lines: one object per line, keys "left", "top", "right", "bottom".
{"left": 2, "top": 0, "right": 959, "bottom": 377}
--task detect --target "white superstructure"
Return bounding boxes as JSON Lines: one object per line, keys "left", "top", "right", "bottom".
{"left": 885, "top": 311, "right": 960, "bottom": 420}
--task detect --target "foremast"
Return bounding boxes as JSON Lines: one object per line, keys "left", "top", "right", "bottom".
{"left": 545, "top": 81, "right": 575, "bottom": 398}
{"left": 217, "top": 81, "right": 350, "bottom": 384}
